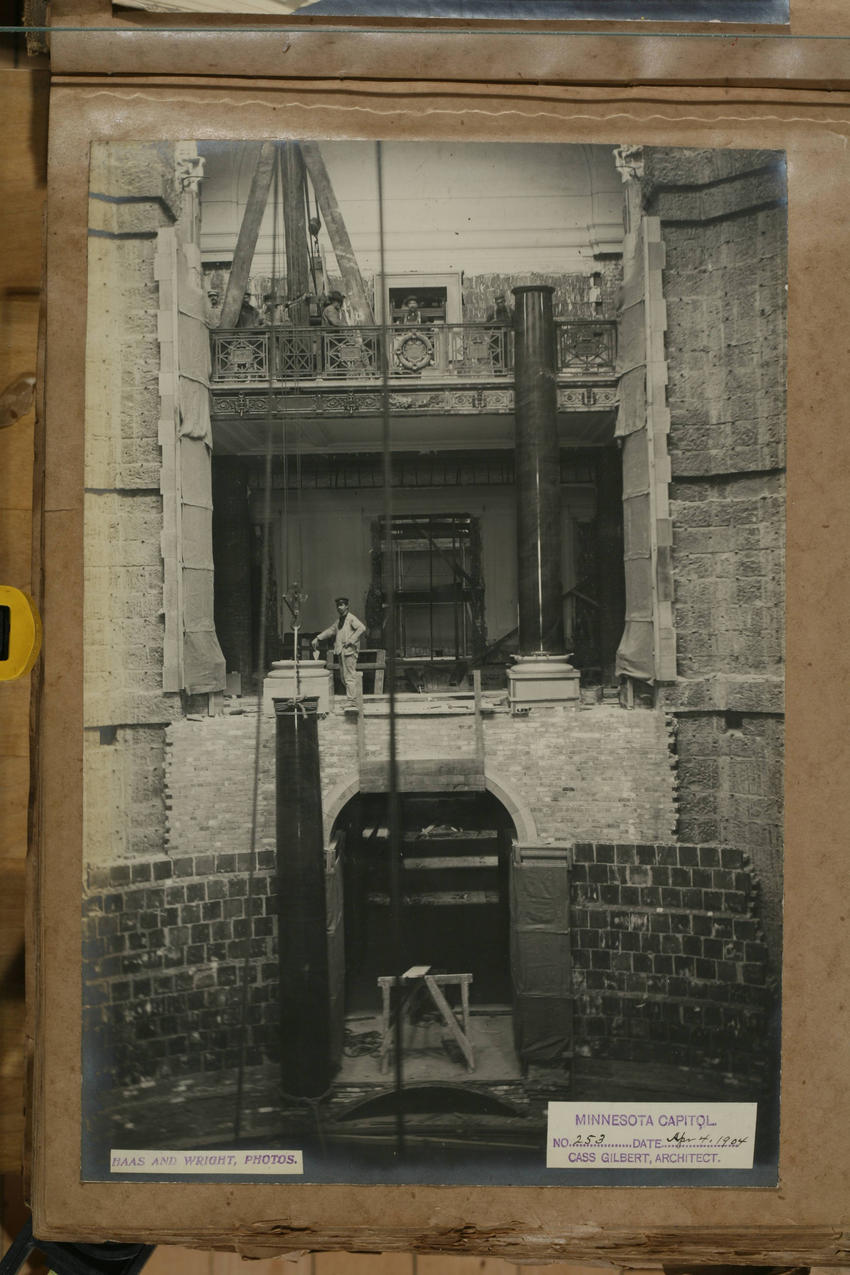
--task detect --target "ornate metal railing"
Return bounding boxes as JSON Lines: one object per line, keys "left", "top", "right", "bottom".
{"left": 210, "top": 320, "right": 616, "bottom": 384}
{"left": 555, "top": 320, "right": 617, "bottom": 373}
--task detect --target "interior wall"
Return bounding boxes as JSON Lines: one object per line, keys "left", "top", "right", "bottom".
{"left": 251, "top": 481, "right": 596, "bottom": 648}
{"left": 198, "top": 141, "right": 624, "bottom": 280}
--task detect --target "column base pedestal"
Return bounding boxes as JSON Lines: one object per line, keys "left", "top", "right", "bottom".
{"left": 507, "top": 654, "right": 580, "bottom": 707}
{"left": 262, "top": 660, "right": 334, "bottom": 716}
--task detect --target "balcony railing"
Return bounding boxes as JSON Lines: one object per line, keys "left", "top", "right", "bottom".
{"left": 210, "top": 320, "right": 616, "bottom": 385}
{"left": 556, "top": 320, "right": 618, "bottom": 374}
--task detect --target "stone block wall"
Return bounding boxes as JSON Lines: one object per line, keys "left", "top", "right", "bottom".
{"left": 644, "top": 147, "right": 786, "bottom": 959}
{"left": 84, "top": 143, "right": 190, "bottom": 889}
{"left": 668, "top": 475, "right": 785, "bottom": 679}
{"left": 86, "top": 144, "right": 185, "bottom": 731}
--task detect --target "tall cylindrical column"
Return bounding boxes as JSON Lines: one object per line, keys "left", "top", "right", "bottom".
{"left": 512, "top": 285, "right": 564, "bottom": 655}
{"left": 274, "top": 696, "right": 331, "bottom": 1097}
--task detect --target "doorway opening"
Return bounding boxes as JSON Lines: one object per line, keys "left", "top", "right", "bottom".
{"left": 333, "top": 789, "right": 516, "bottom": 1016}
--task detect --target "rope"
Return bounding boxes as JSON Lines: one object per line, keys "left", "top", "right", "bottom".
{"left": 376, "top": 140, "right": 405, "bottom": 1158}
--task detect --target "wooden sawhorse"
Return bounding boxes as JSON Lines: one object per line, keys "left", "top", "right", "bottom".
{"left": 378, "top": 971, "right": 474, "bottom": 1073}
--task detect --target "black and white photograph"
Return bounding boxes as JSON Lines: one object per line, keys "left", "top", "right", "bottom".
{"left": 81, "top": 137, "right": 786, "bottom": 1187}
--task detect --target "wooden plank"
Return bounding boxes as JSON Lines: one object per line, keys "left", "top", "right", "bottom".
{"left": 144, "top": 1246, "right": 212, "bottom": 1274}
{"left": 522, "top": 1266, "right": 622, "bottom": 1275}
{"left": 0, "top": 1172, "right": 43, "bottom": 1274}
{"left": 211, "top": 1250, "right": 312, "bottom": 1274}
{"left": 0, "top": 64, "right": 47, "bottom": 1178}
{"left": 219, "top": 142, "right": 278, "bottom": 329}
{"left": 368, "top": 891, "right": 499, "bottom": 906}
{"left": 403, "top": 856, "right": 499, "bottom": 869}
{"left": 315, "top": 1255, "right": 413, "bottom": 1275}
{"left": 378, "top": 974, "right": 471, "bottom": 989}
{"left": 416, "top": 1254, "right": 518, "bottom": 1275}
{"left": 283, "top": 141, "right": 310, "bottom": 326}
{"left": 423, "top": 975, "right": 474, "bottom": 1070}
{"left": 473, "top": 668, "right": 484, "bottom": 763}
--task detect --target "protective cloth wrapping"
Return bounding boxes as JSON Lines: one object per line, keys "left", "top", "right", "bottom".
{"left": 510, "top": 853, "right": 572, "bottom": 1065}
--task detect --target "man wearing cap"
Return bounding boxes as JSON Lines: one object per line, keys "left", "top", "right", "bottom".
{"left": 401, "top": 296, "right": 422, "bottom": 325}
{"left": 321, "top": 291, "right": 347, "bottom": 326}
{"left": 312, "top": 597, "right": 366, "bottom": 707}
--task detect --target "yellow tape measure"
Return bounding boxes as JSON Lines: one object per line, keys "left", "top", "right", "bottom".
{"left": 0, "top": 586, "right": 42, "bottom": 681}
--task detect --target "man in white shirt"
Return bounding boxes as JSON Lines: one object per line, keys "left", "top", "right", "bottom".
{"left": 312, "top": 596, "right": 366, "bottom": 706}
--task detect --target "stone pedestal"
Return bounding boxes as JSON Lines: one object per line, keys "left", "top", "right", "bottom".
{"left": 262, "top": 660, "right": 334, "bottom": 715}
{"left": 507, "top": 654, "right": 580, "bottom": 706}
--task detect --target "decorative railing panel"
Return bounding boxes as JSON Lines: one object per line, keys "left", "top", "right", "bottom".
{"left": 555, "top": 320, "right": 617, "bottom": 374}
{"left": 210, "top": 330, "right": 270, "bottom": 382}
{"left": 211, "top": 320, "right": 616, "bottom": 385}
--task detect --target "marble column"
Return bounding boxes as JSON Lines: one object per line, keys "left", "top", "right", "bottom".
{"left": 509, "top": 285, "right": 579, "bottom": 705}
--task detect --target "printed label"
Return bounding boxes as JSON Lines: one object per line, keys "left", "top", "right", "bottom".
{"left": 110, "top": 1149, "right": 303, "bottom": 1174}
{"left": 547, "top": 1102, "right": 757, "bottom": 1169}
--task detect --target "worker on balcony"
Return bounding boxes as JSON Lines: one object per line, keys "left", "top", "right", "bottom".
{"left": 321, "top": 290, "right": 347, "bottom": 326}
{"left": 401, "top": 295, "right": 423, "bottom": 325}
{"left": 486, "top": 292, "right": 513, "bottom": 325}
{"left": 312, "top": 596, "right": 366, "bottom": 707}
{"left": 486, "top": 291, "right": 514, "bottom": 372}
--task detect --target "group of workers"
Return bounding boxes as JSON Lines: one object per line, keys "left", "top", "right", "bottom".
{"left": 238, "top": 288, "right": 513, "bottom": 330}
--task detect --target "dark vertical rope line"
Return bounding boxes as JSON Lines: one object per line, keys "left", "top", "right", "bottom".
{"left": 233, "top": 424, "right": 274, "bottom": 1143}
{"left": 296, "top": 430, "right": 304, "bottom": 590}
{"left": 277, "top": 149, "right": 291, "bottom": 596}
{"left": 233, "top": 142, "right": 282, "bottom": 1143}
{"left": 376, "top": 141, "right": 405, "bottom": 1157}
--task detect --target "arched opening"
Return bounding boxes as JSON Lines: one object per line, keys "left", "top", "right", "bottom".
{"left": 331, "top": 789, "right": 519, "bottom": 1017}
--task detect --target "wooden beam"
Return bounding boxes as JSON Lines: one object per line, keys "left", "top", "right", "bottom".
{"left": 219, "top": 141, "right": 277, "bottom": 329}
{"left": 424, "top": 974, "right": 475, "bottom": 1069}
{"left": 283, "top": 141, "right": 310, "bottom": 327}
{"left": 473, "top": 668, "right": 484, "bottom": 764}
{"left": 299, "top": 141, "right": 374, "bottom": 326}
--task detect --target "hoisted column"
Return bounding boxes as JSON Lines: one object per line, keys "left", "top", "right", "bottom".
{"left": 509, "top": 285, "right": 579, "bottom": 705}
{"left": 274, "top": 696, "right": 332, "bottom": 1097}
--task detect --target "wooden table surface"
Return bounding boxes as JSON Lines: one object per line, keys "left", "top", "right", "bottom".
{"left": 0, "top": 42, "right": 45, "bottom": 1177}
{"left": 0, "top": 44, "right": 610, "bottom": 1275}
{"left": 0, "top": 42, "right": 787, "bottom": 1275}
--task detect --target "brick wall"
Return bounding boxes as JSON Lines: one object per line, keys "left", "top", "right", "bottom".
{"left": 160, "top": 701, "right": 678, "bottom": 854}
{"left": 571, "top": 842, "right": 774, "bottom": 1076}
{"left": 461, "top": 264, "right": 622, "bottom": 322}
{"left": 82, "top": 835, "right": 774, "bottom": 1086}
{"left": 82, "top": 702, "right": 692, "bottom": 1086}
{"left": 83, "top": 850, "right": 279, "bottom": 1087}
{"left": 483, "top": 706, "right": 676, "bottom": 844}
{"left": 84, "top": 726, "right": 169, "bottom": 866}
